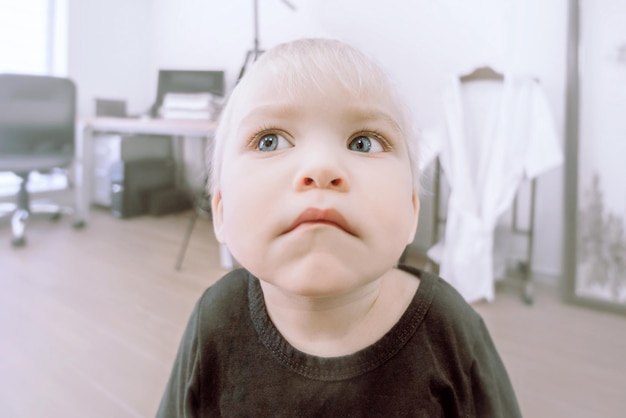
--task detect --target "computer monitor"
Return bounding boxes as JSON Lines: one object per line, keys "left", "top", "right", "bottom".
{"left": 95, "top": 98, "right": 127, "bottom": 117}
{"left": 150, "top": 69, "right": 225, "bottom": 117}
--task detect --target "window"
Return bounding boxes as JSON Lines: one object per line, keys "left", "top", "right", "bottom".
{"left": 0, "top": 0, "right": 55, "bottom": 75}
{"left": 0, "top": 0, "right": 68, "bottom": 196}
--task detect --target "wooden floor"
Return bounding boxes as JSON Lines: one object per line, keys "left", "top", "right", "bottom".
{"left": 1, "top": 208, "right": 625, "bottom": 417}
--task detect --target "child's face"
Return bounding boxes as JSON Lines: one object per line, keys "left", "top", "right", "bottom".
{"left": 212, "top": 67, "right": 419, "bottom": 297}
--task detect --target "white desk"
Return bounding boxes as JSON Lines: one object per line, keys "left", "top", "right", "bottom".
{"left": 75, "top": 117, "right": 234, "bottom": 268}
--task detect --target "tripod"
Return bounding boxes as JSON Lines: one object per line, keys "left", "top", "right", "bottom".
{"left": 237, "top": 0, "right": 296, "bottom": 82}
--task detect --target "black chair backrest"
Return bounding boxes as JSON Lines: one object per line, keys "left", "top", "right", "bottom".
{"left": 0, "top": 73, "right": 76, "bottom": 156}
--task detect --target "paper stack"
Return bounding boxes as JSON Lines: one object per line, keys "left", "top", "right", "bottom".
{"left": 159, "top": 93, "right": 219, "bottom": 120}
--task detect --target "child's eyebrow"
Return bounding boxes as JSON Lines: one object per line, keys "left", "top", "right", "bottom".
{"left": 238, "top": 103, "right": 403, "bottom": 134}
{"left": 344, "top": 108, "right": 403, "bottom": 135}
{"left": 238, "top": 104, "right": 299, "bottom": 127}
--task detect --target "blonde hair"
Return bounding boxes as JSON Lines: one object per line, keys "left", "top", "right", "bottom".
{"left": 207, "top": 38, "right": 420, "bottom": 195}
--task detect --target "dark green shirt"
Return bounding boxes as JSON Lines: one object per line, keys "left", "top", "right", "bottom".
{"left": 157, "top": 266, "right": 521, "bottom": 417}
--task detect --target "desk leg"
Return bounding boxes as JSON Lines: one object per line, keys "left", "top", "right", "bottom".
{"left": 172, "top": 135, "right": 186, "bottom": 190}
{"left": 74, "top": 125, "right": 93, "bottom": 226}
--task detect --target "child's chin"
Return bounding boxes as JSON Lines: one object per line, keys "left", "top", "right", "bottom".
{"left": 275, "top": 280, "right": 360, "bottom": 299}
{"left": 264, "top": 257, "right": 383, "bottom": 297}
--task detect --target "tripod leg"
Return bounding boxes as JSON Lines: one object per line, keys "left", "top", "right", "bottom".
{"left": 237, "top": 50, "right": 254, "bottom": 82}
{"left": 175, "top": 211, "right": 199, "bottom": 271}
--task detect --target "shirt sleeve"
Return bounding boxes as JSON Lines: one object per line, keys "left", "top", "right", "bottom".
{"left": 156, "top": 300, "right": 203, "bottom": 418}
{"left": 470, "top": 318, "right": 522, "bottom": 417}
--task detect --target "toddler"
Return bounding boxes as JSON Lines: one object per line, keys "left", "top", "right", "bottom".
{"left": 157, "top": 38, "right": 521, "bottom": 417}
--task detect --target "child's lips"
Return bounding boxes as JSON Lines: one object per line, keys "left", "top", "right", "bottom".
{"left": 284, "top": 208, "right": 356, "bottom": 236}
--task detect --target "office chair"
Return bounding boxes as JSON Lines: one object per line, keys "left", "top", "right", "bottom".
{"left": 0, "top": 73, "right": 81, "bottom": 247}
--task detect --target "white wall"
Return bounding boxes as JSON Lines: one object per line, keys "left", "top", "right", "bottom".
{"left": 66, "top": 0, "right": 569, "bottom": 281}
{"left": 150, "top": 0, "right": 332, "bottom": 90}
{"left": 67, "top": 0, "right": 155, "bottom": 117}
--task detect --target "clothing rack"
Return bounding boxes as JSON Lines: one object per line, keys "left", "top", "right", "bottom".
{"left": 430, "top": 159, "right": 537, "bottom": 304}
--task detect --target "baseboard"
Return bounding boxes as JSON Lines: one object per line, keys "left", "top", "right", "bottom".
{"left": 531, "top": 268, "right": 561, "bottom": 286}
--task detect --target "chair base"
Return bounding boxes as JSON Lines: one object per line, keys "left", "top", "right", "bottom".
{"left": 1, "top": 200, "right": 76, "bottom": 247}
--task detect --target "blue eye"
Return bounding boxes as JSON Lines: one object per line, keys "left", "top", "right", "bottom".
{"left": 257, "top": 133, "right": 290, "bottom": 152}
{"left": 348, "top": 135, "right": 384, "bottom": 153}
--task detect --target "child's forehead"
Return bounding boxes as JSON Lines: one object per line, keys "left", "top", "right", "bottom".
{"left": 232, "top": 66, "right": 403, "bottom": 126}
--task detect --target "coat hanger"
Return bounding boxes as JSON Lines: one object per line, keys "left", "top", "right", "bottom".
{"left": 459, "top": 66, "right": 504, "bottom": 82}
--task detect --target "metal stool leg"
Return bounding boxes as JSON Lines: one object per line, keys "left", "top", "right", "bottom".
{"left": 175, "top": 211, "right": 199, "bottom": 271}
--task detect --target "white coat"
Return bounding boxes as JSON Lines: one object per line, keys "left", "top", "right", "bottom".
{"left": 422, "top": 75, "right": 563, "bottom": 303}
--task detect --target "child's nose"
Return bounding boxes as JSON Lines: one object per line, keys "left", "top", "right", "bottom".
{"left": 301, "top": 175, "right": 344, "bottom": 189}
{"left": 294, "top": 163, "right": 349, "bottom": 192}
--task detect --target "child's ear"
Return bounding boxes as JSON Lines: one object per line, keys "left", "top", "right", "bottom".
{"left": 407, "top": 191, "right": 420, "bottom": 244}
{"left": 211, "top": 189, "right": 226, "bottom": 243}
